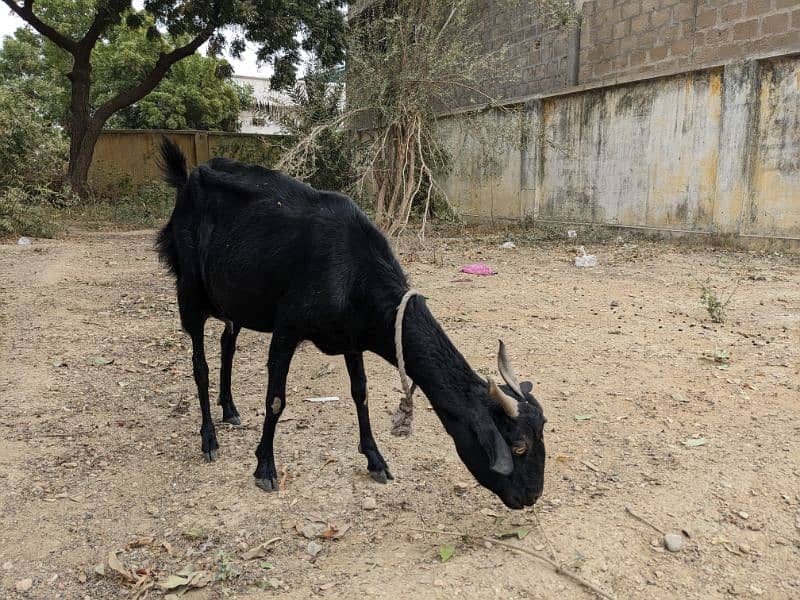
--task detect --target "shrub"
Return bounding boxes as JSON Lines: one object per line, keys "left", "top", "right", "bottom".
{"left": 0, "top": 87, "right": 67, "bottom": 190}
{"left": 0, "top": 187, "right": 59, "bottom": 238}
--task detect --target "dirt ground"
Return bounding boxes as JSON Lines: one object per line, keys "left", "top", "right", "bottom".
{"left": 1, "top": 230, "right": 799, "bottom": 600}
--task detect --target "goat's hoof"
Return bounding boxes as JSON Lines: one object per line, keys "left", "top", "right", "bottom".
{"left": 255, "top": 477, "right": 279, "bottom": 492}
{"left": 369, "top": 468, "right": 393, "bottom": 484}
{"left": 203, "top": 449, "right": 217, "bottom": 462}
{"left": 223, "top": 414, "right": 241, "bottom": 426}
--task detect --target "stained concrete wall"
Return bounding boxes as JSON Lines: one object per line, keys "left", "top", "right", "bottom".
{"left": 439, "top": 53, "right": 800, "bottom": 244}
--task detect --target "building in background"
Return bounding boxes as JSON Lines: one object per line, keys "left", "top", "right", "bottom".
{"left": 232, "top": 74, "right": 294, "bottom": 135}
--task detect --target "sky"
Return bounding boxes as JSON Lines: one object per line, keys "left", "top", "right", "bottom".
{"left": 0, "top": 7, "right": 273, "bottom": 78}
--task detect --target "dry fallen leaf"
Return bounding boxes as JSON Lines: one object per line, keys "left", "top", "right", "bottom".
{"left": 319, "top": 523, "right": 351, "bottom": 540}
{"left": 108, "top": 551, "right": 135, "bottom": 582}
{"left": 242, "top": 537, "right": 282, "bottom": 560}
{"left": 186, "top": 570, "right": 212, "bottom": 588}
{"left": 158, "top": 575, "right": 189, "bottom": 590}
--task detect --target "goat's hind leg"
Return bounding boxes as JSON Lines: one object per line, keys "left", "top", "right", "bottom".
{"left": 345, "top": 353, "right": 393, "bottom": 484}
{"left": 181, "top": 310, "right": 219, "bottom": 462}
{"left": 219, "top": 323, "right": 242, "bottom": 425}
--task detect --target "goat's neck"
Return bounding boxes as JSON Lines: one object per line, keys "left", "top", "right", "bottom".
{"left": 394, "top": 297, "right": 484, "bottom": 417}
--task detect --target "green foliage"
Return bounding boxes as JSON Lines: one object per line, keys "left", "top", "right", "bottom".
{"left": 2, "top": 0, "right": 346, "bottom": 196}
{"left": 0, "top": 187, "right": 60, "bottom": 238}
{"left": 277, "top": 62, "right": 352, "bottom": 191}
{"left": 214, "top": 550, "right": 239, "bottom": 582}
{"left": 60, "top": 179, "right": 175, "bottom": 229}
{"left": 112, "top": 54, "right": 248, "bottom": 130}
{"left": 0, "top": 87, "right": 67, "bottom": 190}
{"left": 0, "top": 14, "right": 253, "bottom": 132}
{"left": 700, "top": 283, "right": 736, "bottom": 324}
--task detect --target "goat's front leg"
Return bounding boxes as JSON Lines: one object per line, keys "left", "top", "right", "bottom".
{"left": 186, "top": 322, "right": 219, "bottom": 462}
{"left": 254, "top": 331, "right": 297, "bottom": 492}
{"left": 218, "top": 323, "right": 242, "bottom": 425}
{"left": 345, "top": 353, "right": 393, "bottom": 484}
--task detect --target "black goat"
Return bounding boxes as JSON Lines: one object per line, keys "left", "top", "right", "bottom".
{"left": 156, "top": 139, "right": 547, "bottom": 509}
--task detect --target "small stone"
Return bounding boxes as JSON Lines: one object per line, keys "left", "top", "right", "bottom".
{"left": 483, "top": 541, "right": 493, "bottom": 549}
{"left": 433, "top": 579, "right": 445, "bottom": 588}
{"left": 362, "top": 497, "right": 377, "bottom": 511}
{"left": 610, "top": 300, "right": 619, "bottom": 308}
{"left": 307, "top": 540, "right": 323, "bottom": 557}
{"left": 2, "top": 561, "right": 12, "bottom": 570}
{"left": 738, "top": 511, "right": 749, "bottom": 520}
{"left": 750, "top": 585, "right": 764, "bottom": 596}
{"left": 454, "top": 481, "right": 469, "bottom": 495}
{"left": 16, "top": 578, "right": 33, "bottom": 592}
{"left": 739, "top": 543, "right": 751, "bottom": 554}
{"left": 663, "top": 533, "right": 684, "bottom": 552}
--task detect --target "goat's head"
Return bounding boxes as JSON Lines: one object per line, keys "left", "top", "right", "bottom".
{"left": 454, "top": 340, "right": 546, "bottom": 509}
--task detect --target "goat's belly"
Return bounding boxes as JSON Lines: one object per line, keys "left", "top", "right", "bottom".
{"left": 308, "top": 329, "right": 364, "bottom": 356}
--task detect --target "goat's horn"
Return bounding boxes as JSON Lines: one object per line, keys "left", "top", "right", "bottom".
{"left": 488, "top": 377, "right": 519, "bottom": 418}
{"left": 497, "top": 340, "right": 524, "bottom": 398}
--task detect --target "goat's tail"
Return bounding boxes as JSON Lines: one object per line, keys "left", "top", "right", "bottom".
{"left": 158, "top": 137, "right": 188, "bottom": 190}
{"left": 155, "top": 137, "right": 186, "bottom": 278}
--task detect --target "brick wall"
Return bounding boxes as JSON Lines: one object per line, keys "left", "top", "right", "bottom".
{"left": 483, "top": 5, "right": 574, "bottom": 100}
{"left": 579, "top": 0, "right": 800, "bottom": 85}
{"left": 452, "top": 2, "right": 575, "bottom": 106}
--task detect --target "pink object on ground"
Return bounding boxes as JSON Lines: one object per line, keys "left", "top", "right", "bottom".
{"left": 459, "top": 262, "right": 496, "bottom": 276}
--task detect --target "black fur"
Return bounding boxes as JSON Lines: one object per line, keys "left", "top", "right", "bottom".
{"left": 155, "top": 138, "right": 547, "bottom": 508}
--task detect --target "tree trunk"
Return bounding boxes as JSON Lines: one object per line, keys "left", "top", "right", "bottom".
{"left": 65, "top": 57, "right": 99, "bottom": 197}
{"left": 67, "top": 121, "right": 103, "bottom": 197}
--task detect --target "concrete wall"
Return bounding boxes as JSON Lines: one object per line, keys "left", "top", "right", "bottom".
{"left": 438, "top": 53, "right": 800, "bottom": 244}
{"left": 88, "top": 130, "right": 285, "bottom": 194}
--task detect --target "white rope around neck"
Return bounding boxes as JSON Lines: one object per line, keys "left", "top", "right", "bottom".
{"left": 391, "top": 288, "right": 420, "bottom": 436}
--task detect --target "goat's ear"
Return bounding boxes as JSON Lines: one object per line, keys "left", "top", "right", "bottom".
{"left": 473, "top": 419, "right": 513, "bottom": 476}
{"left": 520, "top": 381, "right": 533, "bottom": 395}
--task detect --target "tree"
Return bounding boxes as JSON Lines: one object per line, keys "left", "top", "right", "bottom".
{"left": 0, "top": 0, "right": 345, "bottom": 196}
{"left": 110, "top": 55, "right": 249, "bottom": 130}
{"left": 1, "top": 20, "right": 252, "bottom": 132}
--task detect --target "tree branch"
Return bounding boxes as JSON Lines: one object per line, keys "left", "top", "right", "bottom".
{"left": 78, "top": 1, "right": 123, "bottom": 53}
{"left": 92, "top": 25, "right": 216, "bottom": 125}
{"left": 1, "top": 0, "right": 78, "bottom": 53}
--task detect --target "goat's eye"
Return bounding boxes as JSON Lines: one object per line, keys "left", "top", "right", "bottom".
{"left": 512, "top": 444, "right": 527, "bottom": 456}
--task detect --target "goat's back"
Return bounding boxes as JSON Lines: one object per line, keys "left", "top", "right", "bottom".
{"left": 158, "top": 147, "right": 406, "bottom": 336}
